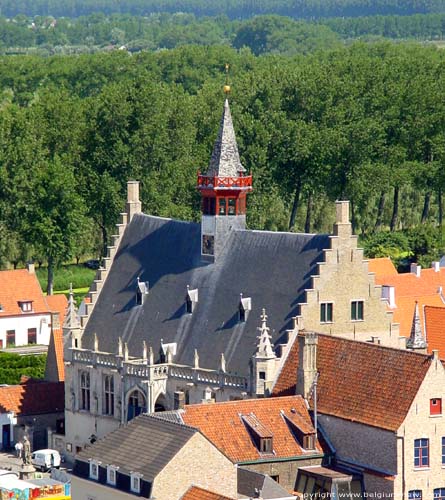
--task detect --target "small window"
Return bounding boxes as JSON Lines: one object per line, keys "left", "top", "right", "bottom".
{"left": 442, "top": 437, "right": 445, "bottom": 465}
{"left": 260, "top": 437, "right": 273, "bottom": 453}
{"left": 6, "top": 330, "right": 15, "bottom": 347}
{"left": 434, "top": 489, "right": 445, "bottom": 500}
{"left": 408, "top": 491, "right": 422, "bottom": 499}
{"left": 259, "top": 371, "right": 266, "bottom": 380}
{"left": 19, "top": 301, "right": 33, "bottom": 312}
{"left": 239, "top": 308, "right": 246, "bottom": 322}
{"left": 351, "top": 300, "right": 364, "bottom": 321}
{"left": 228, "top": 198, "right": 236, "bottom": 215}
{"left": 89, "top": 461, "right": 99, "bottom": 480}
{"left": 27, "top": 328, "right": 37, "bottom": 344}
{"left": 320, "top": 302, "right": 333, "bottom": 323}
{"left": 303, "top": 434, "right": 315, "bottom": 450}
{"left": 131, "top": 473, "right": 142, "bottom": 494}
{"left": 414, "top": 438, "right": 429, "bottom": 468}
{"left": 218, "top": 198, "right": 226, "bottom": 215}
{"left": 103, "top": 375, "right": 114, "bottom": 416}
{"left": 430, "top": 398, "right": 442, "bottom": 416}
{"left": 107, "top": 466, "right": 118, "bottom": 485}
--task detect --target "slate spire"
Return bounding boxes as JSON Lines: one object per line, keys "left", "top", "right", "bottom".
{"left": 64, "top": 283, "right": 80, "bottom": 329}
{"left": 407, "top": 301, "right": 427, "bottom": 349}
{"left": 256, "top": 308, "right": 275, "bottom": 359}
{"left": 206, "top": 99, "right": 246, "bottom": 178}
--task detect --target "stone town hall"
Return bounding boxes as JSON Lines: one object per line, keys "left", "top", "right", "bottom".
{"left": 63, "top": 95, "right": 404, "bottom": 458}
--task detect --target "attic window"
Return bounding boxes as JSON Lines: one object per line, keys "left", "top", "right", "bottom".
{"left": 239, "top": 295, "right": 251, "bottom": 323}
{"left": 89, "top": 460, "right": 100, "bottom": 480}
{"left": 186, "top": 287, "right": 198, "bottom": 314}
{"left": 242, "top": 413, "right": 274, "bottom": 454}
{"left": 136, "top": 278, "right": 149, "bottom": 306}
{"left": 430, "top": 398, "right": 442, "bottom": 416}
{"left": 303, "top": 434, "right": 315, "bottom": 450}
{"left": 131, "top": 473, "right": 142, "bottom": 493}
{"left": 19, "top": 301, "right": 33, "bottom": 313}
{"left": 282, "top": 410, "right": 316, "bottom": 451}
{"left": 107, "top": 465, "right": 118, "bottom": 485}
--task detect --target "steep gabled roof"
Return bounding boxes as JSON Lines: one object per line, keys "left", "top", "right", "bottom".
{"left": 0, "top": 269, "right": 49, "bottom": 317}
{"left": 180, "top": 396, "right": 325, "bottom": 463}
{"left": 0, "top": 380, "right": 64, "bottom": 415}
{"left": 367, "top": 257, "right": 397, "bottom": 277}
{"left": 75, "top": 414, "right": 197, "bottom": 480}
{"left": 44, "top": 294, "right": 68, "bottom": 382}
{"left": 424, "top": 305, "right": 445, "bottom": 359}
{"left": 82, "top": 213, "right": 329, "bottom": 376}
{"left": 374, "top": 266, "right": 445, "bottom": 297}
{"left": 273, "top": 334, "right": 432, "bottom": 432}
{"left": 181, "top": 486, "right": 235, "bottom": 500}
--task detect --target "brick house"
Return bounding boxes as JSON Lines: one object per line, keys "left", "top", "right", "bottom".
{"left": 0, "top": 265, "right": 66, "bottom": 348}
{"left": 63, "top": 95, "right": 404, "bottom": 459}
{"left": 71, "top": 414, "right": 238, "bottom": 500}
{"left": 273, "top": 331, "right": 445, "bottom": 499}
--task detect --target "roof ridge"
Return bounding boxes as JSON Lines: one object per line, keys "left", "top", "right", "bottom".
{"left": 144, "top": 412, "right": 197, "bottom": 433}
{"left": 185, "top": 394, "right": 305, "bottom": 409}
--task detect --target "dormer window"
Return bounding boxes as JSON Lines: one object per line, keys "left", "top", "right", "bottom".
{"left": 130, "top": 472, "right": 142, "bottom": 494}
{"left": 242, "top": 413, "right": 273, "bottom": 454}
{"left": 186, "top": 287, "right": 198, "bottom": 314}
{"left": 136, "top": 278, "right": 149, "bottom": 306}
{"left": 107, "top": 465, "right": 118, "bottom": 485}
{"left": 239, "top": 295, "right": 251, "bottom": 323}
{"left": 430, "top": 398, "right": 442, "bottom": 416}
{"left": 282, "top": 410, "right": 316, "bottom": 451}
{"left": 89, "top": 460, "right": 100, "bottom": 480}
{"left": 19, "top": 301, "right": 33, "bottom": 313}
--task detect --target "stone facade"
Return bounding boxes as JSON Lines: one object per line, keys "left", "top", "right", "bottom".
{"left": 296, "top": 201, "right": 402, "bottom": 348}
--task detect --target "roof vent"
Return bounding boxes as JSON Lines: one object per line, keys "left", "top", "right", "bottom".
{"left": 432, "top": 261, "right": 440, "bottom": 272}
{"left": 136, "top": 277, "right": 149, "bottom": 305}
{"left": 186, "top": 286, "right": 198, "bottom": 314}
{"left": 239, "top": 293, "right": 251, "bottom": 322}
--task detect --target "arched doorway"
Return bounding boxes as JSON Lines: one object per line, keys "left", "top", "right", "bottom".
{"left": 154, "top": 393, "right": 167, "bottom": 412}
{"left": 127, "top": 389, "right": 146, "bottom": 422}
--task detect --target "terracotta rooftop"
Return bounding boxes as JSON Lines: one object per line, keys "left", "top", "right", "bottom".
{"left": 181, "top": 396, "right": 324, "bottom": 463}
{"left": 181, "top": 486, "right": 235, "bottom": 500}
{"left": 44, "top": 294, "right": 68, "bottom": 382}
{"left": 368, "top": 257, "right": 397, "bottom": 277}
{"left": 0, "top": 269, "right": 49, "bottom": 317}
{"left": 0, "top": 380, "right": 64, "bottom": 415}
{"left": 273, "top": 333, "right": 432, "bottom": 431}
{"left": 424, "top": 306, "right": 445, "bottom": 359}
{"left": 393, "top": 294, "right": 443, "bottom": 340}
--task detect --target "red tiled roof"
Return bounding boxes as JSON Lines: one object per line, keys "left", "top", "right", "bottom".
{"left": 368, "top": 258, "right": 397, "bottom": 277}
{"left": 0, "top": 380, "right": 64, "bottom": 415}
{"left": 273, "top": 334, "right": 432, "bottom": 431}
{"left": 45, "top": 294, "right": 68, "bottom": 381}
{"left": 424, "top": 306, "right": 445, "bottom": 359}
{"left": 45, "top": 294, "right": 68, "bottom": 328}
{"left": 181, "top": 396, "right": 324, "bottom": 463}
{"left": 0, "top": 269, "right": 49, "bottom": 317}
{"left": 181, "top": 486, "right": 235, "bottom": 500}
{"left": 374, "top": 267, "right": 445, "bottom": 297}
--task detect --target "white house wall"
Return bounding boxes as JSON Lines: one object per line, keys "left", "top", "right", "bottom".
{"left": 0, "top": 314, "right": 51, "bottom": 347}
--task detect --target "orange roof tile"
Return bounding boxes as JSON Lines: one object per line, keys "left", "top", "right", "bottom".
{"left": 181, "top": 486, "right": 235, "bottom": 500}
{"left": 181, "top": 396, "right": 325, "bottom": 463}
{"left": 44, "top": 294, "right": 68, "bottom": 382}
{"left": 375, "top": 267, "right": 445, "bottom": 297}
{"left": 273, "top": 334, "right": 432, "bottom": 431}
{"left": 0, "top": 380, "right": 64, "bottom": 415}
{"left": 424, "top": 306, "right": 445, "bottom": 359}
{"left": 45, "top": 294, "right": 68, "bottom": 328}
{"left": 0, "top": 269, "right": 49, "bottom": 317}
{"left": 368, "top": 257, "right": 397, "bottom": 277}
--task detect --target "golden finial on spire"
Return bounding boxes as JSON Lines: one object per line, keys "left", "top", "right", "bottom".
{"left": 223, "top": 63, "right": 231, "bottom": 95}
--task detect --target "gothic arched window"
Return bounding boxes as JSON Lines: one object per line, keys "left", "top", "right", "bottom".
{"left": 80, "top": 371, "right": 90, "bottom": 411}
{"left": 127, "top": 390, "right": 146, "bottom": 422}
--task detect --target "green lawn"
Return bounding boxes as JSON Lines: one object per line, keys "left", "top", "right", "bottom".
{"left": 36, "top": 264, "right": 96, "bottom": 292}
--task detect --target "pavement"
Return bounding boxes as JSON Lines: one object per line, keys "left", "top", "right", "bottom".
{"left": 0, "top": 450, "right": 29, "bottom": 473}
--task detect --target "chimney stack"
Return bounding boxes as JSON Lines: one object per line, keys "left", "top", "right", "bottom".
{"left": 26, "top": 262, "right": 35, "bottom": 274}
{"left": 126, "top": 180, "right": 142, "bottom": 222}
{"left": 333, "top": 200, "right": 352, "bottom": 238}
{"left": 432, "top": 261, "right": 440, "bottom": 273}
{"left": 410, "top": 263, "right": 421, "bottom": 277}
{"left": 296, "top": 331, "right": 318, "bottom": 400}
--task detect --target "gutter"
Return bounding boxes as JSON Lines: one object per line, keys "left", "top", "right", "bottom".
{"left": 237, "top": 452, "right": 324, "bottom": 466}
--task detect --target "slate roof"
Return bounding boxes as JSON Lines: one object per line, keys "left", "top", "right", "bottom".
{"left": 76, "top": 414, "right": 197, "bottom": 480}
{"left": 0, "top": 269, "right": 49, "bottom": 317}
{"left": 180, "top": 396, "right": 324, "bottom": 463}
{"left": 0, "top": 380, "right": 64, "bottom": 415}
{"left": 273, "top": 333, "right": 432, "bottom": 431}
{"left": 424, "top": 306, "right": 445, "bottom": 359}
{"left": 238, "top": 468, "right": 296, "bottom": 499}
{"left": 181, "top": 486, "right": 235, "bottom": 500}
{"left": 83, "top": 213, "right": 329, "bottom": 376}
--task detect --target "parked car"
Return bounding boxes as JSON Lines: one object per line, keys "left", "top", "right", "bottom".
{"left": 31, "top": 449, "right": 61, "bottom": 471}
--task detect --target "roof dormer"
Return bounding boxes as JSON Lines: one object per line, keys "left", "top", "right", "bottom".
{"left": 186, "top": 286, "right": 198, "bottom": 314}
{"left": 136, "top": 277, "right": 149, "bottom": 306}
{"left": 239, "top": 294, "right": 251, "bottom": 322}
{"left": 282, "top": 409, "right": 316, "bottom": 451}
{"left": 18, "top": 301, "right": 33, "bottom": 313}
{"left": 242, "top": 413, "right": 274, "bottom": 454}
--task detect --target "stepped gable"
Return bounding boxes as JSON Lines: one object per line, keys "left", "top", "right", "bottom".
{"left": 272, "top": 333, "right": 432, "bottom": 431}
{"left": 82, "top": 212, "right": 329, "bottom": 376}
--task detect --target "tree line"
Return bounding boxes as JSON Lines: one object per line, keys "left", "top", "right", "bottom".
{"left": 0, "top": 0, "right": 443, "bottom": 20}
{"left": 1, "top": 43, "right": 445, "bottom": 291}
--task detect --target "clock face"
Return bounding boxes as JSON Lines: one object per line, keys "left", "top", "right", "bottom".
{"left": 202, "top": 234, "right": 215, "bottom": 256}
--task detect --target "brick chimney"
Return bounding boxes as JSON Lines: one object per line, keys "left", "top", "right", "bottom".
{"left": 126, "top": 180, "right": 142, "bottom": 222}
{"left": 296, "top": 331, "right": 318, "bottom": 400}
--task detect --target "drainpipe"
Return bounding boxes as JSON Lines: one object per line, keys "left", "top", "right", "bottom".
{"left": 397, "top": 435, "right": 405, "bottom": 499}
{"left": 314, "top": 373, "right": 318, "bottom": 441}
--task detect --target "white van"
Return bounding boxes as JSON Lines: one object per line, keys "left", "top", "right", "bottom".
{"left": 31, "top": 449, "right": 61, "bottom": 471}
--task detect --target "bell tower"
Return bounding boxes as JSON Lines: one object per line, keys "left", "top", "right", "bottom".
{"left": 198, "top": 68, "right": 252, "bottom": 259}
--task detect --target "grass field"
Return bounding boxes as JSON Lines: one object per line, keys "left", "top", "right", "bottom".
{"left": 36, "top": 264, "right": 96, "bottom": 292}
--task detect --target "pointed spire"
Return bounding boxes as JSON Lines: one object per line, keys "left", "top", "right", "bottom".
{"left": 206, "top": 99, "right": 245, "bottom": 178}
{"left": 124, "top": 342, "right": 129, "bottom": 361}
{"left": 64, "top": 283, "right": 80, "bottom": 329}
{"left": 220, "top": 353, "right": 226, "bottom": 372}
{"left": 194, "top": 349, "right": 200, "bottom": 369}
{"left": 117, "top": 337, "right": 123, "bottom": 357}
{"left": 166, "top": 346, "right": 173, "bottom": 364}
{"left": 93, "top": 333, "right": 99, "bottom": 352}
{"left": 148, "top": 345, "right": 154, "bottom": 365}
{"left": 142, "top": 341, "right": 147, "bottom": 362}
{"left": 407, "top": 302, "right": 427, "bottom": 349}
{"left": 256, "top": 308, "right": 275, "bottom": 359}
